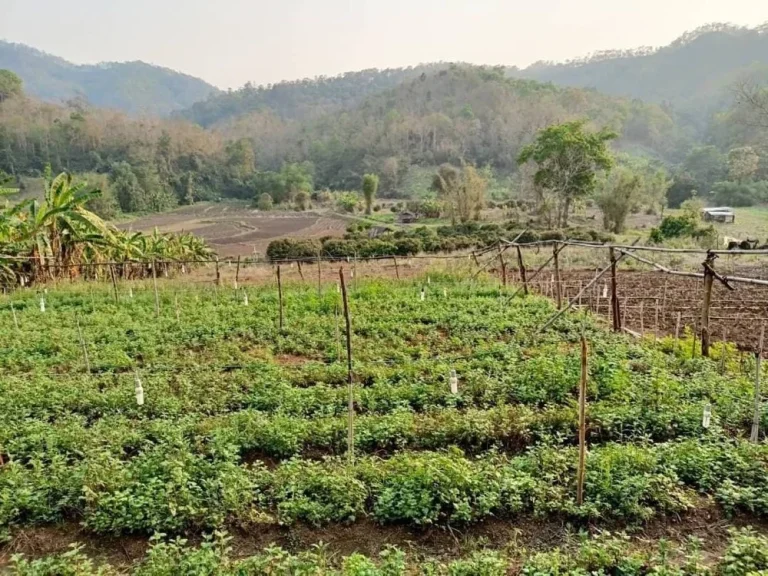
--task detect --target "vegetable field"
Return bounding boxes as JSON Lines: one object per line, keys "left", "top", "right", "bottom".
{"left": 3, "top": 273, "right": 768, "bottom": 574}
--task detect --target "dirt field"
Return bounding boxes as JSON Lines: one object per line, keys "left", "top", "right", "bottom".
{"left": 120, "top": 202, "right": 349, "bottom": 257}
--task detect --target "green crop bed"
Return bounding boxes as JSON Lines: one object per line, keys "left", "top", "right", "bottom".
{"left": 2, "top": 275, "right": 768, "bottom": 573}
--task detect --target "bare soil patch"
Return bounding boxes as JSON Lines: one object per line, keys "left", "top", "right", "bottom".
{"left": 120, "top": 203, "right": 348, "bottom": 257}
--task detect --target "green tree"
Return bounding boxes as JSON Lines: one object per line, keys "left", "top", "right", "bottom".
{"left": 362, "top": 174, "right": 379, "bottom": 215}
{"left": 294, "top": 190, "right": 310, "bottom": 211}
{"left": 594, "top": 166, "right": 642, "bottom": 233}
{"left": 727, "top": 146, "right": 760, "bottom": 183}
{"left": 518, "top": 121, "right": 616, "bottom": 227}
{"left": 682, "top": 146, "right": 726, "bottom": 191}
{"left": 0, "top": 70, "right": 22, "bottom": 102}
{"left": 257, "top": 193, "right": 273, "bottom": 211}
{"left": 431, "top": 164, "right": 487, "bottom": 224}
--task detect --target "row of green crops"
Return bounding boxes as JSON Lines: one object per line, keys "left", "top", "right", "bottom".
{"left": 3, "top": 438, "right": 768, "bottom": 535}
{"left": 9, "top": 526, "right": 768, "bottom": 575}
{"left": 1, "top": 276, "right": 768, "bottom": 541}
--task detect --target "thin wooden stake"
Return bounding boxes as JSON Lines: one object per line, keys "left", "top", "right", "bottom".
{"left": 691, "top": 320, "right": 698, "bottom": 359}
{"left": 109, "top": 264, "right": 119, "bottom": 304}
{"left": 675, "top": 311, "right": 681, "bottom": 344}
{"left": 339, "top": 268, "right": 355, "bottom": 465}
{"left": 10, "top": 301, "right": 19, "bottom": 331}
{"left": 277, "top": 265, "right": 284, "bottom": 332}
{"left": 609, "top": 247, "right": 620, "bottom": 332}
{"left": 215, "top": 258, "right": 221, "bottom": 287}
{"left": 76, "top": 315, "right": 90, "bottom": 374}
{"left": 335, "top": 301, "right": 342, "bottom": 361}
{"left": 751, "top": 323, "right": 765, "bottom": 443}
{"left": 235, "top": 256, "right": 241, "bottom": 290}
{"left": 497, "top": 243, "right": 507, "bottom": 287}
{"left": 640, "top": 300, "right": 645, "bottom": 335}
{"left": 654, "top": 298, "right": 660, "bottom": 341}
{"left": 516, "top": 246, "right": 528, "bottom": 295}
{"left": 720, "top": 326, "right": 728, "bottom": 374}
{"left": 317, "top": 254, "right": 322, "bottom": 297}
{"left": 297, "top": 260, "right": 305, "bottom": 282}
{"left": 152, "top": 261, "right": 160, "bottom": 317}
{"left": 174, "top": 294, "right": 180, "bottom": 323}
{"left": 700, "top": 254, "right": 715, "bottom": 357}
{"left": 554, "top": 242, "right": 562, "bottom": 309}
{"left": 393, "top": 256, "right": 400, "bottom": 280}
{"left": 577, "top": 334, "right": 588, "bottom": 507}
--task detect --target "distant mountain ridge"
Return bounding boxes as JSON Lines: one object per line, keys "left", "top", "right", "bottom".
{"left": 512, "top": 23, "right": 768, "bottom": 131}
{"left": 0, "top": 40, "right": 219, "bottom": 116}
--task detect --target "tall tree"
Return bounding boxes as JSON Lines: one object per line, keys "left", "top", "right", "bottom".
{"left": 431, "top": 164, "right": 487, "bottom": 224}
{"left": 362, "top": 174, "right": 379, "bottom": 215}
{"left": 518, "top": 121, "right": 616, "bottom": 227}
{"left": 0, "top": 70, "right": 22, "bottom": 102}
{"left": 727, "top": 146, "right": 760, "bottom": 183}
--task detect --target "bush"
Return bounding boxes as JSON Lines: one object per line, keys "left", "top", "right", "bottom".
{"left": 257, "top": 193, "right": 273, "bottom": 211}
{"left": 272, "top": 459, "right": 366, "bottom": 526}
{"left": 266, "top": 238, "right": 322, "bottom": 262}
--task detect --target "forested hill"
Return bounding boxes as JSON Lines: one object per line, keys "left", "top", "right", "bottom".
{"left": 0, "top": 41, "right": 219, "bottom": 116}
{"left": 514, "top": 23, "right": 768, "bottom": 131}
{"left": 178, "top": 64, "right": 448, "bottom": 126}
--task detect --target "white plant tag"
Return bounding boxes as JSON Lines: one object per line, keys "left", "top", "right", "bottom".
{"left": 134, "top": 373, "right": 145, "bottom": 406}
{"left": 443, "top": 288, "right": 447, "bottom": 298}
{"left": 449, "top": 370, "right": 458, "bottom": 394}
{"left": 39, "top": 297, "right": 46, "bottom": 313}
{"left": 702, "top": 403, "right": 712, "bottom": 429}
{"left": 420, "top": 289, "right": 425, "bottom": 301}
{"left": 243, "top": 292, "right": 249, "bottom": 306}
{"left": 129, "top": 287, "right": 134, "bottom": 299}
{"left": 20, "top": 276, "right": 25, "bottom": 286}
{"left": 427, "top": 276, "right": 431, "bottom": 284}
{"left": 234, "top": 281, "right": 238, "bottom": 290}
{"left": 602, "top": 285, "right": 608, "bottom": 298}
{"left": 351, "top": 269, "right": 355, "bottom": 278}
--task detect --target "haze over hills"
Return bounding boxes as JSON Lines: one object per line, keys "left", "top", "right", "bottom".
{"left": 514, "top": 23, "right": 768, "bottom": 132}
{"left": 0, "top": 40, "right": 219, "bottom": 116}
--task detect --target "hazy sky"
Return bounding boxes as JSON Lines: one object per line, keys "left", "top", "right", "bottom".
{"left": 1, "top": 0, "right": 766, "bottom": 89}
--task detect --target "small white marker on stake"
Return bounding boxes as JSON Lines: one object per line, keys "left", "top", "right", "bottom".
{"left": 20, "top": 276, "right": 25, "bottom": 287}
{"left": 243, "top": 290, "right": 249, "bottom": 306}
{"left": 427, "top": 276, "right": 431, "bottom": 284}
{"left": 702, "top": 403, "right": 712, "bottom": 429}
{"left": 39, "top": 296, "right": 46, "bottom": 313}
{"left": 129, "top": 287, "right": 134, "bottom": 299}
{"left": 134, "top": 372, "right": 145, "bottom": 406}
{"left": 44, "top": 288, "right": 48, "bottom": 294}
{"left": 420, "top": 287, "right": 425, "bottom": 301}
{"left": 350, "top": 269, "right": 355, "bottom": 278}
{"left": 449, "top": 369, "right": 458, "bottom": 394}
{"left": 443, "top": 287, "right": 447, "bottom": 298}
{"left": 602, "top": 284, "right": 608, "bottom": 298}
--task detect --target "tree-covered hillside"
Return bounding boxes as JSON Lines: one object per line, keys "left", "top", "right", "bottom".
{"left": 0, "top": 41, "right": 219, "bottom": 116}
{"left": 514, "top": 23, "right": 768, "bottom": 133}
{"left": 179, "top": 64, "right": 447, "bottom": 126}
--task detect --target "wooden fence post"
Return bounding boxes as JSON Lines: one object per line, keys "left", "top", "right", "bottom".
{"left": 751, "top": 323, "right": 765, "bottom": 443}
{"left": 151, "top": 261, "right": 160, "bottom": 317}
{"left": 554, "top": 242, "right": 562, "bottom": 309}
{"left": 516, "top": 245, "right": 528, "bottom": 295}
{"left": 700, "top": 253, "right": 715, "bottom": 357}
{"left": 577, "top": 334, "right": 588, "bottom": 507}
{"left": 215, "top": 258, "right": 221, "bottom": 287}
{"left": 297, "top": 260, "right": 305, "bottom": 282}
{"left": 654, "top": 298, "right": 660, "bottom": 340}
{"left": 76, "top": 315, "right": 90, "bottom": 374}
{"left": 317, "top": 255, "right": 322, "bottom": 297}
{"left": 675, "top": 311, "right": 681, "bottom": 345}
{"left": 277, "top": 265, "right": 284, "bottom": 332}
{"left": 497, "top": 243, "right": 508, "bottom": 287}
{"left": 609, "top": 247, "right": 620, "bottom": 332}
{"left": 639, "top": 300, "right": 645, "bottom": 335}
{"left": 109, "top": 264, "right": 119, "bottom": 304}
{"left": 393, "top": 256, "right": 400, "bottom": 280}
{"left": 720, "top": 326, "right": 728, "bottom": 374}
{"left": 235, "top": 256, "right": 241, "bottom": 290}
{"left": 339, "top": 268, "right": 355, "bottom": 465}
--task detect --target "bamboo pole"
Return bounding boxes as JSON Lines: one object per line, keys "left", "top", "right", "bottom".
{"left": 152, "top": 261, "right": 160, "bottom": 317}
{"left": 609, "top": 247, "right": 620, "bottom": 332}
{"left": 109, "top": 264, "right": 119, "bottom": 304}
{"left": 700, "top": 254, "right": 715, "bottom": 357}
{"left": 10, "top": 301, "right": 19, "bottom": 331}
{"left": 277, "top": 265, "right": 284, "bottom": 332}
{"left": 577, "top": 334, "right": 588, "bottom": 507}
{"left": 339, "top": 268, "right": 355, "bottom": 465}
{"left": 516, "top": 246, "right": 528, "bottom": 295}
{"left": 76, "top": 315, "right": 90, "bottom": 374}
{"left": 751, "top": 323, "right": 765, "bottom": 443}
{"left": 554, "top": 242, "right": 562, "bottom": 309}
{"left": 497, "top": 243, "right": 508, "bottom": 287}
